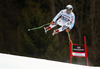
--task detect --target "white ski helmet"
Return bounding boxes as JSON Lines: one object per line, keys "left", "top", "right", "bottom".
{"left": 66, "top": 4, "right": 73, "bottom": 11}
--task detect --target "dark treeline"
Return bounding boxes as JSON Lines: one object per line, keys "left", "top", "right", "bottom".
{"left": 0, "top": 0, "right": 100, "bottom": 66}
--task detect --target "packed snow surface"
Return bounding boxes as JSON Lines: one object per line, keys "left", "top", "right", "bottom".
{"left": 0, "top": 53, "right": 99, "bottom": 69}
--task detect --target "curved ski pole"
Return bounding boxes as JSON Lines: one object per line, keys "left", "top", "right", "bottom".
{"left": 67, "top": 32, "right": 73, "bottom": 50}
{"left": 28, "top": 23, "right": 50, "bottom": 31}
{"left": 67, "top": 32, "right": 73, "bottom": 44}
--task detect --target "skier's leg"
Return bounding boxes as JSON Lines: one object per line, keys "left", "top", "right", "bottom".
{"left": 52, "top": 25, "right": 68, "bottom": 36}
{"left": 44, "top": 24, "right": 56, "bottom": 33}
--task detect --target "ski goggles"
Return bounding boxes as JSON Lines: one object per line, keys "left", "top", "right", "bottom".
{"left": 67, "top": 9, "right": 71, "bottom": 12}
{"left": 66, "top": 7, "right": 72, "bottom": 10}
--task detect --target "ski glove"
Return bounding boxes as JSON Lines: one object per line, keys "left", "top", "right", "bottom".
{"left": 66, "top": 28, "right": 71, "bottom": 32}
{"left": 50, "top": 21, "right": 54, "bottom": 25}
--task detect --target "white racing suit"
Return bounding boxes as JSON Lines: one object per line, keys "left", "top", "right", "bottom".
{"left": 46, "top": 9, "right": 75, "bottom": 35}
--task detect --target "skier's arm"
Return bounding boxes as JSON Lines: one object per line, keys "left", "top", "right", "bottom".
{"left": 69, "top": 14, "right": 75, "bottom": 29}
{"left": 52, "top": 10, "right": 62, "bottom": 23}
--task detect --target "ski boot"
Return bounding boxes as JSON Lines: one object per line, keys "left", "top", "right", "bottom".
{"left": 44, "top": 27, "right": 51, "bottom": 34}
{"left": 44, "top": 27, "right": 47, "bottom": 33}
{"left": 52, "top": 29, "right": 59, "bottom": 36}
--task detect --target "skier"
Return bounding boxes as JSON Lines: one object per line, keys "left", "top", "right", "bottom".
{"left": 44, "top": 4, "right": 75, "bottom": 36}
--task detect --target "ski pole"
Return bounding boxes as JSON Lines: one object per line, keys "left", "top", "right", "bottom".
{"left": 67, "top": 31, "right": 73, "bottom": 50}
{"left": 67, "top": 32, "right": 73, "bottom": 44}
{"left": 28, "top": 23, "right": 50, "bottom": 31}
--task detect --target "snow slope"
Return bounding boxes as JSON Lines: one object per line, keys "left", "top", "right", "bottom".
{"left": 0, "top": 53, "right": 99, "bottom": 69}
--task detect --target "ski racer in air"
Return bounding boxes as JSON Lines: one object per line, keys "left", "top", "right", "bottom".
{"left": 44, "top": 4, "right": 75, "bottom": 36}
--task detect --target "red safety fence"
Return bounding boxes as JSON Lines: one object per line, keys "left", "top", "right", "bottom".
{"left": 68, "top": 33, "right": 89, "bottom": 66}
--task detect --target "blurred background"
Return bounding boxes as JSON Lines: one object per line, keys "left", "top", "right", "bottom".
{"left": 0, "top": 0, "right": 100, "bottom": 66}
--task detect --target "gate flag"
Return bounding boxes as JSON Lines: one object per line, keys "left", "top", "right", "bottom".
{"left": 68, "top": 33, "right": 89, "bottom": 66}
